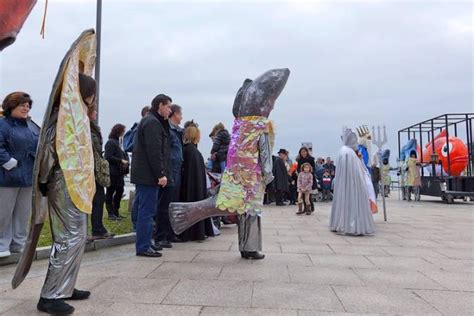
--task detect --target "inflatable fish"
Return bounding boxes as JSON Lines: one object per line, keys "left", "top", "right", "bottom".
{"left": 422, "top": 130, "right": 468, "bottom": 176}
{"left": 0, "top": 0, "right": 37, "bottom": 51}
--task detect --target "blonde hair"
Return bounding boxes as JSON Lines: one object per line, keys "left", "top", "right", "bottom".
{"left": 183, "top": 125, "right": 201, "bottom": 145}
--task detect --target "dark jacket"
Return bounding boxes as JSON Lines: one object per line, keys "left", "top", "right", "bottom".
{"left": 131, "top": 111, "right": 170, "bottom": 186}
{"left": 211, "top": 129, "right": 230, "bottom": 162}
{"left": 0, "top": 116, "right": 39, "bottom": 187}
{"left": 90, "top": 121, "right": 105, "bottom": 183}
{"left": 272, "top": 156, "right": 290, "bottom": 192}
{"left": 105, "top": 137, "right": 129, "bottom": 177}
{"left": 169, "top": 122, "right": 184, "bottom": 187}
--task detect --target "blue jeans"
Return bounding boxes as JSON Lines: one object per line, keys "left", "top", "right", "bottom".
{"left": 135, "top": 184, "right": 158, "bottom": 253}
{"left": 131, "top": 192, "right": 138, "bottom": 230}
{"left": 220, "top": 161, "right": 226, "bottom": 173}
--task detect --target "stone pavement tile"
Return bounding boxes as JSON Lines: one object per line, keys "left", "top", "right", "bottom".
{"left": 0, "top": 275, "right": 106, "bottom": 301}
{"left": 147, "top": 262, "right": 222, "bottom": 280}
{"left": 439, "top": 240, "right": 474, "bottom": 250}
{"left": 288, "top": 266, "right": 363, "bottom": 286}
{"left": 265, "top": 235, "right": 303, "bottom": 243}
{"left": 300, "top": 236, "right": 351, "bottom": 246}
{"left": 201, "top": 306, "right": 298, "bottom": 315}
{"left": 277, "top": 229, "right": 318, "bottom": 237}
{"left": 353, "top": 268, "right": 445, "bottom": 290}
{"left": 0, "top": 299, "right": 23, "bottom": 313}
{"left": 342, "top": 237, "right": 397, "bottom": 247}
{"left": 0, "top": 260, "right": 48, "bottom": 285}
{"left": 2, "top": 298, "right": 113, "bottom": 316}
{"left": 252, "top": 282, "right": 344, "bottom": 312}
{"left": 172, "top": 240, "right": 232, "bottom": 251}
{"left": 78, "top": 256, "right": 163, "bottom": 278}
{"left": 431, "top": 258, "right": 474, "bottom": 273}
{"left": 308, "top": 254, "right": 375, "bottom": 269}
{"left": 102, "top": 303, "right": 202, "bottom": 316}
{"left": 365, "top": 256, "right": 437, "bottom": 271}
{"left": 434, "top": 247, "right": 474, "bottom": 260}
{"left": 389, "top": 238, "right": 441, "bottom": 248}
{"left": 160, "top": 250, "right": 200, "bottom": 262}
{"left": 219, "top": 263, "right": 290, "bottom": 283}
{"left": 381, "top": 246, "right": 448, "bottom": 259}
{"left": 333, "top": 286, "right": 440, "bottom": 314}
{"left": 329, "top": 245, "right": 389, "bottom": 257}
{"left": 298, "top": 311, "right": 384, "bottom": 316}
{"left": 163, "top": 279, "right": 252, "bottom": 307}
{"left": 92, "top": 277, "right": 178, "bottom": 304}
{"left": 421, "top": 270, "right": 474, "bottom": 292}
{"left": 414, "top": 289, "right": 474, "bottom": 316}
{"left": 192, "top": 251, "right": 253, "bottom": 265}
{"left": 280, "top": 243, "right": 334, "bottom": 255}
{"left": 251, "top": 253, "right": 313, "bottom": 267}
{"left": 230, "top": 241, "right": 281, "bottom": 253}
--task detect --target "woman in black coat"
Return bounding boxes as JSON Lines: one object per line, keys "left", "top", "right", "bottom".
{"left": 104, "top": 124, "right": 129, "bottom": 220}
{"left": 179, "top": 122, "right": 214, "bottom": 241}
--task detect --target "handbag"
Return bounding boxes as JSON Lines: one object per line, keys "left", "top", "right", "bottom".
{"left": 94, "top": 150, "right": 111, "bottom": 187}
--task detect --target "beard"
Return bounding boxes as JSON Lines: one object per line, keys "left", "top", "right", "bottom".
{"left": 359, "top": 137, "right": 374, "bottom": 166}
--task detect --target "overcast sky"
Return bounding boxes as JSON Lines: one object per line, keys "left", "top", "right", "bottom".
{"left": 0, "top": 0, "right": 472, "bottom": 162}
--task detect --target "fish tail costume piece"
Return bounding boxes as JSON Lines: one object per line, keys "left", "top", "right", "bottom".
{"left": 12, "top": 30, "right": 96, "bottom": 297}
{"left": 216, "top": 117, "right": 274, "bottom": 216}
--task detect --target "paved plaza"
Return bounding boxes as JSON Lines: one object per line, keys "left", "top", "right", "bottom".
{"left": 0, "top": 195, "right": 473, "bottom": 315}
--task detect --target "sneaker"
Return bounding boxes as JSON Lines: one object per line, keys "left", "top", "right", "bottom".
{"left": 0, "top": 250, "right": 11, "bottom": 258}
{"left": 65, "top": 289, "right": 91, "bottom": 300}
{"left": 108, "top": 215, "right": 121, "bottom": 221}
{"left": 37, "top": 298, "right": 74, "bottom": 315}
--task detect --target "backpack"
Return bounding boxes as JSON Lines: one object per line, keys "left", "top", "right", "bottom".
{"left": 123, "top": 122, "right": 138, "bottom": 153}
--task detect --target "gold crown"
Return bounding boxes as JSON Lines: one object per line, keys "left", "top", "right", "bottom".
{"left": 357, "top": 125, "right": 370, "bottom": 138}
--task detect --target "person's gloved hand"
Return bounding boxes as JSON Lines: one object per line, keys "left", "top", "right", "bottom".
{"left": 39, "top": 183, "right": 48, "bottom": 197}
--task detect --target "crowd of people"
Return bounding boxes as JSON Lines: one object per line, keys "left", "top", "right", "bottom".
{"left": 263, "top": 147, "right": 336, "bottom": 214}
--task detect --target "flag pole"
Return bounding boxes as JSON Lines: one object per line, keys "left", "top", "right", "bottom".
{"left": 95, "top": 0, "right": 102, "bottom": 123}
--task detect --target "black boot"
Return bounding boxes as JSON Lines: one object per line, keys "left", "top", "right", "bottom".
{"left": 37, "top": 298, "right": 74, "bottom": 315}
{"left": 305, "top": 204, "right": 312, "bottom": 215}
{"left": 65, "top": 288, "right": 91, "bottom": 300}
{"left": 242, "top": 251, "right": 265, "bottom": 260}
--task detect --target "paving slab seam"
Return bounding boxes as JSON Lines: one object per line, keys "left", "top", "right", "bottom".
{"left": 143, "top": 261, "right": 165, "bottom": 279}
{"left": 417, "top": 270, "right": 450, "bottom": 291}
{"left": 411, "top": 290, "right": 443, "bottom": 315}
{"left": 329, "top": 285, "right": 347, "bottom": 312}
{"left": 158, "top": 278, "right": 183, "bottom": 305}
{"left": 325, "top": 244, "right": 337, "bottom": 255}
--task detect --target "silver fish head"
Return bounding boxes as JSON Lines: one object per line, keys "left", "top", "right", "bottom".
{"left": 236, "top": 68, "right": 290, "bottom": 118}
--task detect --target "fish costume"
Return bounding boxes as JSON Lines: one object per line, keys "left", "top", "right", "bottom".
{"left": 12, "top": 30, "right": 96, "bottom": 311}
{"left": 169, "top": 68, "right": 290, "bottom": 259}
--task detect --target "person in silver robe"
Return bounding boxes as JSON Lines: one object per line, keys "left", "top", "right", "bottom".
{"left": 36, "top": 74, "right": 97, "bottom": 315}
{"left": 329, "top": 128, "right": 375, "bottom": 236}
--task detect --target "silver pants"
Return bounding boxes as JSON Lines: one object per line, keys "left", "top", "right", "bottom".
{"left": 41, "top": 170, "right": 87, "bottom": 299}
{"left": 0, "top": 187, "right": 32, "bottom": 253}
{"left": 237, "top": 214, "right": 262, "bottom": 252}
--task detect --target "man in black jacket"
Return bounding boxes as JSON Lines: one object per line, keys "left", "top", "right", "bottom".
{"left": 273, "top": 149, "right": 290, "bottom": 206}
{"left": 131, "top": 94, "right": 172, "bottom": 257}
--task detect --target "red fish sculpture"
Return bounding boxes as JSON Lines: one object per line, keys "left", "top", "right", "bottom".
{"left": 0, "top": 0, "right": 37, "bottom": 51}
{"left": 422, "top": 130, "right": 469, "bottom": 176}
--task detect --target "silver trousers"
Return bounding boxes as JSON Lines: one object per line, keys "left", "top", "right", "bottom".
{"left": 0, "top": 187, "right": 32, "bottom": 253}
{"left": 237, "top": 213, "right": 262, "bottom": 252}
{"left": 41, "top": 170, "right": 87, "bottom": 299}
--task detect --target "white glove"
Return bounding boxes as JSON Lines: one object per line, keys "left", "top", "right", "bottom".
{"left": 2, "top": 158, "right": 18, "bottom": 170}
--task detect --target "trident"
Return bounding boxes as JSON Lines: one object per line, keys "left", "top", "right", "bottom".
{"left": 372, "top": 125, "right": 388, "bottom": 222}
